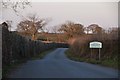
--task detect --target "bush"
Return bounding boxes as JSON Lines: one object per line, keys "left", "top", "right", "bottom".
{"left": 67, "top": 28, "right": 118, "bottom": 69}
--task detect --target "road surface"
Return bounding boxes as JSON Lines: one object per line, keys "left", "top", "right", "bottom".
{"left": 8, "top": 48, "right": 118, "bottom": 78}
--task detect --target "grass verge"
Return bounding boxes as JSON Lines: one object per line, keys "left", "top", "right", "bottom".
{"left": 65, "top": 49, "right": 118, "bottom": 69}
{"left": 2, "top": 59, "right": 27, "bottom": 78}
{"left": 31, "top": 48, "right": 56, "bottom": 60}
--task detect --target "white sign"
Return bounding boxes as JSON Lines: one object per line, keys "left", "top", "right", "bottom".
{"left": 90, "top": 41, "right": 102, "bottom": 48}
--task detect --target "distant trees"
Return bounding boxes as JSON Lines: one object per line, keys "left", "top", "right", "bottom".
{"left": 87, "top": 24, "right": 105, "bottom": 35}
{"left": 17, "top": 14, "right": 48, "bottom": 40}
{"left": 58, "top": 22, "right": 105, "bottom": 37}
{"left": 84, "top": 24, "right": 106, "bottom": 40}
{"left": 58, "top": 21, "right": 85, "bottom": 38}
{"left": 17, "top": 17, "right": 108, "bottom": 43}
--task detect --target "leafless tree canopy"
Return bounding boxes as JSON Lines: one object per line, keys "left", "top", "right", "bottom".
{"left": 2, "top": 0, "right": 31, "bottom": 13}
{"left": 58, "top": 21, "right": 85, "bottom": 38}
{"left": 87, "top": 24, "right": 104, "bottom": 34}
{"left": 17, "top": 14, "right": 48, "bottom": 40}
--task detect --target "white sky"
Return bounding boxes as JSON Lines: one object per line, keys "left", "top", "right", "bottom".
{"left": 1, "top": 2, "right": 118, "bottom": 32}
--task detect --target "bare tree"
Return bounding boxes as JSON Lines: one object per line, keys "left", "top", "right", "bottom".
{"left": 58, "top": 21, "right": 84, "bottom": 38}
{"left": 87, "top": 24, "right": 104, "bottom": 34}
{"left": 2, "top": 0, "right": 31, "bottom": 13}
{"left": 17, "top": 14, "right": 49, "bottom": 40}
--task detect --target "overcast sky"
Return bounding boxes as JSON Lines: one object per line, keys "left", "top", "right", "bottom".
{"left": 2, "top": 2, "right": 118, "bottom": 32}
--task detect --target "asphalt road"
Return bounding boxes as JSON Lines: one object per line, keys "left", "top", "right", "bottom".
{"left": 8, "top": 48, "right": 118, "bottom": 78}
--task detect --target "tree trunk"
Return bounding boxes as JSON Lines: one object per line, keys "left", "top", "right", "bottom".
{"left": 32, "top": 34, "right": 36, "bottom": 40}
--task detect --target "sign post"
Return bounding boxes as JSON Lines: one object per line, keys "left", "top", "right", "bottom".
{"left": 90, "top": 41, "right": 102, "bottom": 60}
{"left": 99, "top": 48, "right": 101, "bottom": 60}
